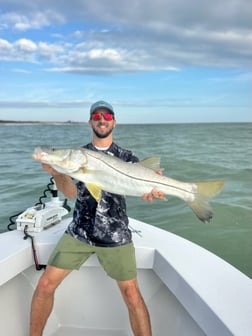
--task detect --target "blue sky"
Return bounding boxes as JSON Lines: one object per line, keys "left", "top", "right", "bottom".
{"left": 0, "top": 0, "right": 251, "bottom": 124}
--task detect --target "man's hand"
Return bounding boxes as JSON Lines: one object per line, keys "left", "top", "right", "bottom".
{"left": 42, "top": 163, "right": 77, "bottom": 199}
{"left": 141, "top": 168, "right": 166, "bottom": 203}
{"left": 141, "top": 189, "right": 166, "bottom": 203}
{"left": 42, "top": 163, "right": 61, "bottom": 176}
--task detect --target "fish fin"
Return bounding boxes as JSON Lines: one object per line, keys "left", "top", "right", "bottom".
{"left": 187, "top": 180, "right": 225, "bottom": 223}
{"left": 138, "top": 157, "right": 162, "bottom": 171}
{"left": 86, "top": 183, "right": 102, "bottom": 202}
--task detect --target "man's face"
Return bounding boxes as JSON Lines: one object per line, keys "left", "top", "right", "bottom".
{"left": 89, "top": 109, "right": 116, "bottom": 139}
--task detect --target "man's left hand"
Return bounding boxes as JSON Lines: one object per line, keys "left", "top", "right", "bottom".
{"left": 141, "top": 189, "right": 166, "bottom": 203}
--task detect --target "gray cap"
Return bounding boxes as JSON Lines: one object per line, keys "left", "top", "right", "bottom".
{"left": 90, "top": 100, "right": 114, "bottom": 115}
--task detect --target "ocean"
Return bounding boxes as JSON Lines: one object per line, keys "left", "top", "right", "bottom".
{"left": 0, "top": 122, "right": 251, "bottom": 278}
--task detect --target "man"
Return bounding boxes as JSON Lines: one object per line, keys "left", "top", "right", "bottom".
{"left": 30, "top": 100, "right": 163, "bottom": 336}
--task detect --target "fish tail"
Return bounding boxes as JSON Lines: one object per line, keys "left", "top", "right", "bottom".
{"left": 187, "top": 180, "right": 225, "bottom": 223}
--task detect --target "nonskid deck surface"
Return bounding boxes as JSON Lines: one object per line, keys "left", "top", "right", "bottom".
{"left": 52, "top": 327, "right": 129, "bottom": 336}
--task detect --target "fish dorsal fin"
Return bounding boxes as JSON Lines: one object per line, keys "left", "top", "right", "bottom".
{"left": 138, "top": 157, "right": 161, "bottom": 171}
{"left": 86, "top": 183, "right": 102, "bottom": 203}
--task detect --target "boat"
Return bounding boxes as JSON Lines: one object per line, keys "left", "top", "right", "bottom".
{"left": 0, "top": 183, "right": 251, "bottom": 336}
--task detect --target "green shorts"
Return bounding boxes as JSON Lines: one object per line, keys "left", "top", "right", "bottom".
{"left": 48, "top": 233, "right": 137, "bottom": 281}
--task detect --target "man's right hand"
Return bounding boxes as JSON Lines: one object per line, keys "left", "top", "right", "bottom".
{"left": 42, "top": 163, "right": 61, "bottom": 176}
{"left": 42, "top": 163, "right": 77, "bottom": 199}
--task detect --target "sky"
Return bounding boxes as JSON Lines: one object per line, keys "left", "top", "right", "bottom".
{"left": 0, "top": 0, "right": 251, "bottom": 124}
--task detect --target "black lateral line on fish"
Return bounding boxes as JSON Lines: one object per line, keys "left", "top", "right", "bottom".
{"left": 86, "top": 151, "right": 195, "bottom": 195}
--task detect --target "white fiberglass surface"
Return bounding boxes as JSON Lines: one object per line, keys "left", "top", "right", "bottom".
{"left": 0, "top": 265, "right": 205, "bottom": 336}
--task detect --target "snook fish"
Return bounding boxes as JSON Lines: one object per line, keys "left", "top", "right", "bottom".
{"left": 33, "top": 146, "right": 224, "bottom": 223}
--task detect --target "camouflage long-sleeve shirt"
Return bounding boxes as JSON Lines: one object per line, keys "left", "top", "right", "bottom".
{"left": 66, "top": 142, "right": 139, "bottom": 247}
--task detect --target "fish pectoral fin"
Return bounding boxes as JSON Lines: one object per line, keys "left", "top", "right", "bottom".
{"left": 79, "top": 166, "right": 104, "bottom": 175}
{"left": 138, "top": 157, "right": 162, "bottom": 171}
{"left": 86, "top": 183, "right": 102, "bottom": 202}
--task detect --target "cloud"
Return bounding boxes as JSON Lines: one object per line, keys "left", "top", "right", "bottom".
{"left": 0, "top": 0, "right": 251, "bottom": 74}
{"left": 0, "top": 9, "right": 65, "bottom": 31}
{"left": 14, "top": 38, "right": 37, "bottom": 52}
{"left": 0, "top": 38, "right": 12, "bottom": 50}
{"left": 12, "top": 68, "right": 31, "bottom": 74}
{"left": 0, "top": 37, "right": 65, "bottom": 63}
{"left": 0, "top": 100, "right": 87, "bottom": 108}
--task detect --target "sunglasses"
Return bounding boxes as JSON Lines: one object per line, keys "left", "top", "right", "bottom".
{"left": 91, "top": 112, "right": 114, "bottom": 121}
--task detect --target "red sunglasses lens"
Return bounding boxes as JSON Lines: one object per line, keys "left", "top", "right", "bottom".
{"left": 91, "top": 113, "right": 101, "bottom": 120}
{"left": 91, "top": 112, "right": 113, "bottom": 121}
{"left": 103, "top": 113, "right": 113, "bottom": 121}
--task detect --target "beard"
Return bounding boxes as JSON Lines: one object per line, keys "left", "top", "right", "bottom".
{"left": 92, "top": 125, "right": 114, "bottom": 139}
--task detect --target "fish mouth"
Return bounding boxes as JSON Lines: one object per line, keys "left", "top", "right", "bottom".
{"left": 33, "top": 147, "right": 49, "bottom": 161}
{"left": 32, "top": 147, "right": 70, "bottom": 163}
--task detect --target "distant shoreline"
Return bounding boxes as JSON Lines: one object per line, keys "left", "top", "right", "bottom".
{"left": 0, "top": 120, "right": 250, "bottom": 126}
{"left": 0, "top": 120, "right": 82, "bottom": 125}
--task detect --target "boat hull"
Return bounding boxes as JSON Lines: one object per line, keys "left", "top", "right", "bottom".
{"left": 0, "top": 218, "right": 251, "bottom": 335}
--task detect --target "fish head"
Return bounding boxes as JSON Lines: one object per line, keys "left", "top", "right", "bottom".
{"left": 33, "top": 147, "right": 87, "bottom": 173}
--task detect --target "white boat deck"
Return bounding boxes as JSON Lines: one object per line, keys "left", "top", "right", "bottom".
{"left": 52, "top": 327, "right": 128, "bottom": 335}
{"left": 0, "top": 217, "right": 252, "bottom": 336}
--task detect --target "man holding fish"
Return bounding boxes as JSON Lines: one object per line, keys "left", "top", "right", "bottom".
{"left": 30, "top": 101, "right": 162, "bottom": 336}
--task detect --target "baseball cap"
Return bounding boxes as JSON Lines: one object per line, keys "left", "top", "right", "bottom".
{"left": 90, "top": 100, "right": 114, "bottom": 115}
